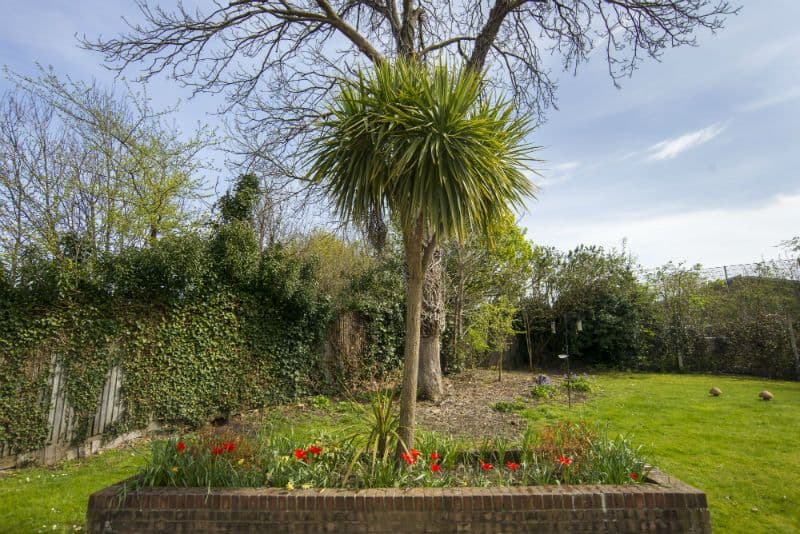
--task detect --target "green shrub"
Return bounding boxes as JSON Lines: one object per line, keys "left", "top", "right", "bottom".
{"left": 563, "top": 374, "right": 593, "bottom": 393}
{"left": 530, "top": 384, "right": 557, "bottom": 400}
{"left": 308, "top": 396, "right": 332, "bottom": 410}
{"left": 492, "top": 400, "right": 527, "bottom": 413}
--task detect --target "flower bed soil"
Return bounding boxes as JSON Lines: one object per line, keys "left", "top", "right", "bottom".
{"left": 87, "top": 468, "right": 710, "bottom": 533}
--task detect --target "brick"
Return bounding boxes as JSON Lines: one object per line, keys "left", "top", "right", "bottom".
{"left": 86, "top": 469, "right": 711, "bottom": 533}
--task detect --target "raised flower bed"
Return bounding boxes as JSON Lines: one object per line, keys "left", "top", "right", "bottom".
{"left": 86, "top": 416, "right": 710, "bottom": 532}
{"left": 87, "top": 468, "right": 710, "bottom": 533}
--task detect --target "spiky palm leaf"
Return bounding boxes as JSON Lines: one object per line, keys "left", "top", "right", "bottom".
{"left": 308, "top": 60, "right": 536, "bottom": 242}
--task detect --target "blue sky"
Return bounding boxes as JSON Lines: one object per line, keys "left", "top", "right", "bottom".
{"left": 2, "top": 1, "right": 798, "bottom": 268}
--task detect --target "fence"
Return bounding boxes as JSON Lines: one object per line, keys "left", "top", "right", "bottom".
{"left": 1, "top": 312, "right": 369, "bottom": 469}
{"left": 0, "top": 360, "right": 128, "bottom": 468}
{"left": 636, "top": 258, "right": 800, "bottom": 283}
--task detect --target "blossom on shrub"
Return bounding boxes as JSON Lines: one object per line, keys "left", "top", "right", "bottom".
{"left": 176, "top": 442, "right": 186, "bottom": 453}
{"left": 223, "top": 442, "right": 236, "bottom": 452}
{"left": 505, "top": 461, "right": 520, "bottom": 470}
{"left": 430, "top": 452, "right": 440, "bottom": 461}
{"left": 294, "top": 448, "right": 308, "bottom": 461}
{"left": 557, "top": 454, "right": 572, "bottom": 466}
{"left": 631, "top": 472, "right": 638, "bottom": 480}
{"left": 480, "top": 461, "right": 493, "bottom": 470}
{"left": 308, "top": 445, "right": 323, "bottom": 455}
{"left": 430, "top": 463, "right": 441, "bottom": 473}
{"left": 212, "top": 446, "right": 223, "bottom": 455}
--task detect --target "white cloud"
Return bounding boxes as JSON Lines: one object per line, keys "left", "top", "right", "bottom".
{"left": 551, "top": 161, "right": 580, "bottom": 172}
{"left": 534, "top": 161, "right": 580, "bottom": 188}
{"left": 739, "top": 86, "right": 800, "bottom": 112}
{"left": 524, "top": 192, "right": 800, "bottom": 268}
{"left": 646, "top": 123, "right": 727, "bottom": 161}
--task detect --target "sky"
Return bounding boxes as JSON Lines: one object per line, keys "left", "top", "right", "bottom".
{"left": 1, "top": 1, "right": 798, "bottom": 268}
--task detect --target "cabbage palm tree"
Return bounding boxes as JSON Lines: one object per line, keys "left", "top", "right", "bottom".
{"left": 308, "top": 59, "right": 534, "bottom": 456}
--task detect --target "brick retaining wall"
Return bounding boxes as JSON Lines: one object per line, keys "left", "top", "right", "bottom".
{"left": 87, "top": 469, "right": 711, "bottom": 533}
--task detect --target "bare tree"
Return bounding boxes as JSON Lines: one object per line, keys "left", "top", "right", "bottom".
{"left": 0, "top": 68, "right": 214, "bottom": 272}
{"left": 81, "top": 0, "right": 739, "bottom": 398}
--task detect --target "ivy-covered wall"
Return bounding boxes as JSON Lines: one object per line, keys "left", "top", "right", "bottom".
{"left": 0, "top": 230, "right": 405, "bottom": 455}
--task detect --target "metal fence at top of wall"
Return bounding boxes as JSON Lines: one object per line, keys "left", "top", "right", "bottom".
{"left": 635, "top": 258, "right": 800, "bottom": 284}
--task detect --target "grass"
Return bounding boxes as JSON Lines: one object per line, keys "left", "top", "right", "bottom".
{"left": 0, "top": 373, "right": 797, "bottom": 533}
{"left": 0, "top": 446, "right": 147, "bottom": 533}
{"left": 525, "top": 373, "right": 800, "bottom": 534}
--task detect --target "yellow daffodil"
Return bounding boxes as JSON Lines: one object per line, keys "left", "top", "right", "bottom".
{"left": 171, "top": 466, "right": 179, "bottom": 473}
{"left": 301, "top": 483, "right": 312, "bottom": 489}
{"left": 286, "top": 481, "right": 294, "bottom": 490}
{"left": 237, "top": 458, "right": 245, "bottom": 465}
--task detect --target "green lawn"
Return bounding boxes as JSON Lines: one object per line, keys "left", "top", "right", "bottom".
{"left": 0, "top": 446, "right": 147, "bottom": 533}
{"left": 527, "top": 373, "right": 799, "bottom": 534}
{"left": 0, "top": 373, "right": 797, "bottom": 533}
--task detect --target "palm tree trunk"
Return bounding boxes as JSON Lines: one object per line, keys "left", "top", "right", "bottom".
{"left": 418, "top": 248, "right": 444, "bottom": 401}
{"left": 396, "top": 222, "right": 426, "bottom": 456}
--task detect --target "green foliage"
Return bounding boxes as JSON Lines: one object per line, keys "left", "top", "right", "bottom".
{"left": 218, "top": 174, "right": 260, "bottom": 224}
{"left": 465, "top": 296, "right": 518, "bottom": 358}
{"left": 1, "top": 68, "right": 212, "bottom": 268}
{"left": 341, "top": 391, "right": 400, "bottom": 464}
{"left": 646, "top": 263, "right": 800, "bottom": 378}
{"left": 308, "top": 396, "right": 332, "bottom": 410}
{"left": 308, "top": 59, "right": 534, "bottom": 242}
{"left": 491, "top": 399, "right": 526, "bottom": 413}
{"left": 211, "top": 221, "right": 260, "bottom": 285}
{"left": 291, "top": 232, "right": 374, "bottom": 304}
{"left": 136, "top": 420, "right": 649, "bottom": 489}
{"left": 563, "top": 374, "right": 593, "bottom": 393}
{"left": 519, "top": 421, "right": 649, "bottom": 486}
{"left": 522, "top": 244, "right": 654, "bottom": 368}
{"left": 444, "top": 213, "right": 533, "bottom": 371}
{"left": 530, "top": 384, "right": 557, "bottom": 400}
{"left": 339, "top": 251, "right": 406, "bottom": 377}
{"left": 0, "top": 232, "right": 332, "bottom": 453}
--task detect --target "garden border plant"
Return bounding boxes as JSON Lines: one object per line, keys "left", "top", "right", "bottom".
{"left": 87, "top": 418, "right": 711, "bottom": 533}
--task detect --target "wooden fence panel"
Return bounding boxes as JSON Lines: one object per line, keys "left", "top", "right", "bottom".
{"left": 0, "top": 362, "right": 125, "bottom": 466}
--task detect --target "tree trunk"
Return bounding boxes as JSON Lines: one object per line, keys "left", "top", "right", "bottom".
{"left": 418, "top": 332, "right": 443, "bottom": 401}
{"left": 418, "top": 247, "right": 445, "bottom": 401}
{"left": 396, "top": 221, "right": 426, "bottom": 457}
{"left": 787, "top": 318, "right": 800, "bottom": 380}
